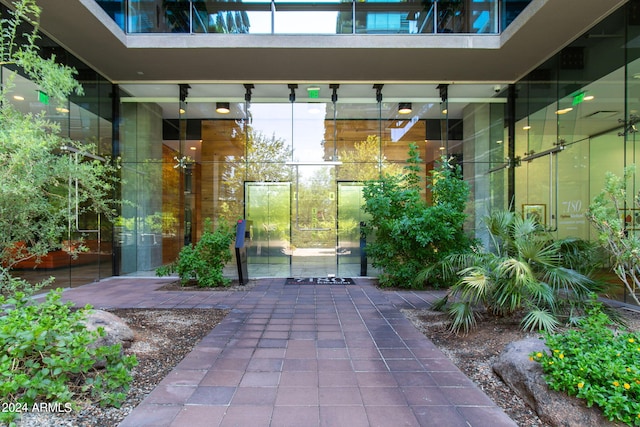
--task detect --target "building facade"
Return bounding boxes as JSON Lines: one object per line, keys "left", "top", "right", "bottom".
{"left": 3, "top": 0, "right": 639, "bottom": 302}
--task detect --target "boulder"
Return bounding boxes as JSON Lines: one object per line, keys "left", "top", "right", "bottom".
{"left": 492, "top": 338, "right": 622, "bottom": 427}
{"left": 84, "top": 309, "right": 134, "bottom": 350}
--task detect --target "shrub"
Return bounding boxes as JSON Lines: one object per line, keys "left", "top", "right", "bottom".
{"left": 429, "top": 210, "right": 603, "bottom": 334}
{"left": 362, "top": 146, "right": 472, "bottom": 288}
{"left": 157, "top": 217, "right": 235, "bottom": 287}
{"left": 586, "top": 166, "right": 640, "bottom": 306}
{"left": 0, "top": 289, "right": 137, "bottom": 425}
{"left": 531, "top": 301, "right": 640, "bottom": 426}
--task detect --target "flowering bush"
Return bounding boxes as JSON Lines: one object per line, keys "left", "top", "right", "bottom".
{"left": 531, "top": 302, "right": 640, "bottom": 426}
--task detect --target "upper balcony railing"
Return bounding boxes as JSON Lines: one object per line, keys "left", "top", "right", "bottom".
{"left": 96, "top": 0, "right": 531, "bottom": 35}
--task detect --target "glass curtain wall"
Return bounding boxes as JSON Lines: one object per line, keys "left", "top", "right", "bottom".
{"left": 509, "top": 3, "right": 639, "bottom": 303}
{"left": 117, "top": 82, "right": 507, "bottom": 278}
{"left": 2, "top": 55, "right": 114, "bottom": 288}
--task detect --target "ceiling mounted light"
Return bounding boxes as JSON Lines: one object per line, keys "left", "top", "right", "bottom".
{"left": 398, "top": 103, "right": 412, "bottom": 114}
{"left": 216, "top": 102, "right": 230, "bottom": 114}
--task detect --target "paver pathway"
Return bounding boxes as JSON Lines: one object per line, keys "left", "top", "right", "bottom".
{"left": 56, "top": 277, "right": 517, "bottom": 427}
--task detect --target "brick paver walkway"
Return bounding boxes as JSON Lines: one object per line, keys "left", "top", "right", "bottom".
{"left": 55, "top": 277, "right": 516, "bottom": 427}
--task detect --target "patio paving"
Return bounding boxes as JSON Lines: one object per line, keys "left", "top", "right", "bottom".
{"left": 53, "top": 277, "right": 517, "bottom": 427}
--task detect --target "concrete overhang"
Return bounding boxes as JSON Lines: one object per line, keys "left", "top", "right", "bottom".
{"left": 2, "top": 0, "right": 628, "bottom": 84}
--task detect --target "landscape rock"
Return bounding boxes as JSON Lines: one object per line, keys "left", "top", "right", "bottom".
{"left": 492, "top": 338, "right": 622, "bottom": 427}
{"left": 84, "top": 309, "right": 135, "bottom": 350}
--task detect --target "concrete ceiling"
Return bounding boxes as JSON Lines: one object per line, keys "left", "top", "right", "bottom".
{"left": 8, "top": 0, "right": 626, "bottom": 85}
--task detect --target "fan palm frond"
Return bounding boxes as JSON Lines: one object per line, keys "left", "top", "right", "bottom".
{"left": 522, "top": 279, "right": 555, "bottom": 308}
{"left": 455, "top": 267, "right": 492, "bottom": 306}
{"left": 521, "top": 309, "right": 560, "bottom": 332}
{"left": 516, "top": 238, "right": 558, "bottom": 269}
{"left": 447, "top": 301, "right": 478, "bottom": 335}
{"left": 498, "top": 258, "right": 534, "bottom": 283}
{"left": 543, "top": 266, "right": 596, "bottom": 296}
{"left": 431, "top": 294, "right": 449, "bottom": 312}
{"left": 512, "top": 214, "right": 540, "bottom": 240}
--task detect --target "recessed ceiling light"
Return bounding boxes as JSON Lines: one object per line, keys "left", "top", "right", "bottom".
{"left": 523, "top": 125, "right": 531, "bottom": 130}
{"left": 555, "top": 107, "right": 574, "bottom": 115}
{"left": 583, "top": 95, "right": 595, "bottom": 101}
{"left": 13, "top": 95, "right": 24, "bottom": 101}
{"left": 190, "top": 146, "right": 197, "bottom": 151}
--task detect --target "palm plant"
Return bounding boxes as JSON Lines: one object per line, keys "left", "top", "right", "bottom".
{"left": 424, "top": 210, "right": 603, "bottom": 334}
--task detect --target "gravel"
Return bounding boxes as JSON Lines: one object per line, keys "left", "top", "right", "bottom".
{"left": 15, "top": 308, "right": 228, "bottom": 427}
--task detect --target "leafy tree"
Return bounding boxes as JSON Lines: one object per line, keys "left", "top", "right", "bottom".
{"left": 0, "top": 0, "right": 118, "bottom": 279}
{"left": 0, "top": 2, "right": 134, "bottom": 421}
{"left": 336, "top": 134, "right": 402, "bottom": 181}
{"left": 586, "top": 167, "right": 640, "bottom": 306}
{"left": 430, "top": 210, "right": 603, "bottom": 334}
{"left": 219, "top": 127, "right": 293, "bottom": 222}
{"left": 362, "top": 144, "right": 472, "bottom": 288}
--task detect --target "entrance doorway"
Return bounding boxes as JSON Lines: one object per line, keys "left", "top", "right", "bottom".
{"left": 245, "top": 175, "right": 370, "bottom": 278}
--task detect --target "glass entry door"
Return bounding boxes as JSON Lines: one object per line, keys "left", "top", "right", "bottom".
{"left": 290, "top": 165, "right": 337, "bottom": 277}
{"left": 337, "top": 182, "right": 370, "bottom": 276}
{"left": 245, "top": 177, "right": 372, "bottom": 278}
{"left": 245, "top": 182, "right": 291, "bottom": 276}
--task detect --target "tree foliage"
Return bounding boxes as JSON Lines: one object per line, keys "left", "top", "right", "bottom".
{"left": 586, "top": 167, "right": 640, "bottom": 306}
{"left": 219, "top": 127, "right": 293, "bottom": 222}
{"left": 362, "top": 144, "right": 473, "bottom": 288}
{"left": 0, "top": 0, "right": 118, "bottom": 273}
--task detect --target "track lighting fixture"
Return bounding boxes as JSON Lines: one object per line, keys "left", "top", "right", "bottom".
{"left": 330, "top": 84, "right": 339, "bottom": 103}
{"left": 373, "top": 84, "right": 383, "bottom": 103}
{"left": 244, "top": 84, "right": 254, "bottom": 103}
{"left": 288, "top": 84, "right": 298, "bottom": 102}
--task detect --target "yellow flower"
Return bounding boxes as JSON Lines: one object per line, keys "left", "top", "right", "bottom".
{"left": 630, "top": 338, "right": 636, "bottom": 343}
{"left": 559, "top": 354, "right": 564, "bottom": 359}
{"left": 627, "top": 368, "right": 632, "bottom": 373}
{"left": 529, "top": 357, "right": 534, "bottom": 361}
{"left": 577, "top": 382, "right": 584, "bottom": 389}
{"left": 617, "top": 352, "right": 621, "bottom": 357}
{"left": 553, "top": 349, "right": 559, "bottom": 353}
{"left": 536, "top": 352, "right": 543, "bottom": 358}
{"left": 548, "top": 361, "right": 554, "bottom": 365}
{"left": 613, "top": 381, "right": 620, "bottom": 387}
{"left": 624, "top": 383, "right": 631, "bottom": 390}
